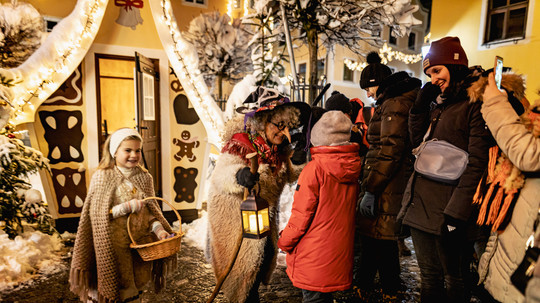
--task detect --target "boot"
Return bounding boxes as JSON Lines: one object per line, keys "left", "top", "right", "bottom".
{"left": 398, "top": 238, "right": 411, "bottom": 257}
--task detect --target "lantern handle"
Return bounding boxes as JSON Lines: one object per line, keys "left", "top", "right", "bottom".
{"left": 243, "top": 152, "right": 259, "bottom": 200}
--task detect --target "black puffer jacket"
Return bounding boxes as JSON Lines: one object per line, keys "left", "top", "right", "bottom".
{"left": 357, "top": 72, "right": 421, "bottom": 240}
{"left": 401, "top": 68, "right": 494, "bottom": 236}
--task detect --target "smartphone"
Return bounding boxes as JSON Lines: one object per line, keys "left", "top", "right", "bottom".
{"left": 494, "top": 56, "right": 503, "bottom": 90}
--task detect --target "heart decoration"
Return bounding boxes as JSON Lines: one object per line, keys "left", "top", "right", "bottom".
{"left": 4, "top": 0, "right": 108, "bottom": 125}
{"left": 149, "top": 0, "right": 225, "bottom": 148}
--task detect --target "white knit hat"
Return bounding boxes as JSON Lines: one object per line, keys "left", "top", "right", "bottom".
{"left": 109, "top": 128, "right": 142, "bottom": 156}
{"left": 310, "top": 111, "right": 352, "bottom": 147}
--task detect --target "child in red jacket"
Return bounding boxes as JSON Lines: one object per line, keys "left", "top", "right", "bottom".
{"left": 278, "top": 111, "right": 362, "bottom": 302}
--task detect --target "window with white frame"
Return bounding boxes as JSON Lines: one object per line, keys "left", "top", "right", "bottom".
{"left": 183, "top": 0, "right": 206, "bottom": 7}
{"left": 343, "top": 62, "right": 354, "bottom": 82}
{"left": 298, "top": 63, "right": 307, "bottom": 82}
{"left": 484, "top": 0, "right": 528, "bottom": 44}
{"left": 408, "top": 32, "right": 416, "bottom": 50}
{"left": 317, "top": 59, "right": 325, "bottom": 81}
{"left": 389, "top": 30, "right": 397, "bottom": 46}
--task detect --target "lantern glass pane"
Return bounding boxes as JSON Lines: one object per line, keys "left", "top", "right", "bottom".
{"left": 242, "top": 210, "right": 258, "bottom": 234}
{"left": 259, "top": 208, "right": 270, "bottom": 232}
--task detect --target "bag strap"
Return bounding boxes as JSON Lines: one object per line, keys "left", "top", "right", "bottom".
{"left": 422, "top": 109, "right": 444, "bottom": 142}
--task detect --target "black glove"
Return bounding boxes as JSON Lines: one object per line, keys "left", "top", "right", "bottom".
{"left": 236, "top": 167, "right": 259, "bottom": 190}
{"left": 412, "top": 83, "right": 441, "bottom": 113}
{"left": 291, "top": 148, "right": 307, "bottom": 165}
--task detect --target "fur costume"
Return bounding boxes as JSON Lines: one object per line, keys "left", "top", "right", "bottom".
{"left": 206, "top": 115, "right": 301, "bottom": 303}
{"left": 70, "top": 166, "right": 176, "bottom": 302}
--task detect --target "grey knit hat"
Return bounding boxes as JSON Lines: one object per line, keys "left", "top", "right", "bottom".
{"left": 310, "top": 111, "right": 352, "bottom": 147}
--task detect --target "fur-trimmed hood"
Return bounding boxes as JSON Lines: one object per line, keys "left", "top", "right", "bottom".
{"left": 468, "top": 72, "right": 526, "bottom": 103}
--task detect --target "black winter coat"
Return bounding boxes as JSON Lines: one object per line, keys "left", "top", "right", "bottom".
{"left": 401, "top": 71, "right": 494, "bottom": 236}
{"left": 357, "top": 72, "right": 421, "bottom": 240}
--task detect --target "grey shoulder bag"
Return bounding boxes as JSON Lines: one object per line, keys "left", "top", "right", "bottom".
{"left": 412, "top": 114, "right": 469, "bottom": 184}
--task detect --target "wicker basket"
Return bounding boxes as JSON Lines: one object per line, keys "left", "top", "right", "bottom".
{"left": 127, "top": 197, "right": 183, "bottom": 261}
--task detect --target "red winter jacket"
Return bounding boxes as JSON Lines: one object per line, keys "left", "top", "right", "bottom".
{"left": 277, "top": 144, "right": 361, "bottom": 292}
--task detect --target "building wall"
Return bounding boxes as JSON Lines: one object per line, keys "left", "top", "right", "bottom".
{"left": 431, "top": 0, "right": 539, "bottom": 101}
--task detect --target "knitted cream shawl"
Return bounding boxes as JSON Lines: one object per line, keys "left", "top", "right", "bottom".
{"left": 69, "top": 166, "right": 175, "bottom": 302}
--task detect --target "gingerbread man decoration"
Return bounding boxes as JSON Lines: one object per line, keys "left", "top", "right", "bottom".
{"left": 173, "top": 130, "right": 199, "bottom": 162}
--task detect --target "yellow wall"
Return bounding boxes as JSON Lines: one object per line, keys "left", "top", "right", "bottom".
{"left": 93, "top": 1, "right": 162, "bottom": 47}
{"left": 23, "top": 0, "right": 77, "bottom": 17}
{"left": 432, "top": 0, "right": 540, "bottom": 102}
{"left": 171, "top": 1, "right": 229, "bottom": 31}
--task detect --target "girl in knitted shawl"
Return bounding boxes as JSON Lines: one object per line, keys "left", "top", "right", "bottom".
{"left": 69, "top": 128, "right": 176, "bottom": 303}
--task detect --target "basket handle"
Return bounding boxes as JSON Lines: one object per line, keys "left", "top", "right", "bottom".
{"left": 126, "top": 197, "right": 183, "bottom": 246}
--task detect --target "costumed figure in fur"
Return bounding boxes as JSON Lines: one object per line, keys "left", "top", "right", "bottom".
{"left": 206, "top": 87, "right": 310, "bottom": 302}
{"left": 471, "top": 71, "right": 540, "bottom": 303}
{"left": 70, "top": 128, "right": 176, "bottom": 303}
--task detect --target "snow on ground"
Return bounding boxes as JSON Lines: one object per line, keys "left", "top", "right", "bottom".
{"left": 0, "top": 187, "right": 297, "bottom": 292}
{"left": 0, "top": 230, "right": 67, "bottom": 291}
{"left": 179, "top": 210, "right": 208, "bottom": 252}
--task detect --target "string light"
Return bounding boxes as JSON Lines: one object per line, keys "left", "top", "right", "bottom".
{"left": 378, "top": 43, "right": 422, "bottom": 65}
{"left": 344, "top": 59, "right": 368, "bottom": 72}
{"left": 227, "top": 0, "right": 233, "bottom": 18}
{"left": 344, "top": 43, "right": 422, "bottom": 72}
{"left": 9, "top": 0, "right": 107, "bottom": 124}
{"left": 150, "top": 0, "right": 225, "bottom": 148}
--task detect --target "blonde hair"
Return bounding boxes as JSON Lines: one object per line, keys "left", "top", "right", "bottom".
{"left": 98, "top": 134, "right": 143, "bottom": 169}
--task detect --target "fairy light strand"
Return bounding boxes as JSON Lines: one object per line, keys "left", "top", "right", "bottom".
{"left": 11, "top": 0, "right": 107, "bottom": 123}
{"left": 345, "top": 43, "right": 423, "bottom": 72}
{"left": 156, "top": 0, "right": 224, "bottom": 148}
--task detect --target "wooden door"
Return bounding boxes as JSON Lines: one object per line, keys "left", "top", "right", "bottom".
{"left": 135, "top": 52, "right": 162, "bottom": 196}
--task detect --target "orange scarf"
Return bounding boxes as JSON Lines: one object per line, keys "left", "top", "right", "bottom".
{"left": 473, "top": 107, "right": 539, "bottom": 232}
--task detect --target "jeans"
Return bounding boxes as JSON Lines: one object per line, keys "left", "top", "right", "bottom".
{"left": 410, "top": 227, "right": 470, "bottom": 303}
{"left": 355, "top": 235, "right": 401, "bottom": 293}
{"left": 301, "top": 289, "right": 333, "bottom": 303}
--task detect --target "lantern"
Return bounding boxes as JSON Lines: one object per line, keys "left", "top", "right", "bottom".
{"left": 240, "top": 190, "right": 270, "bottom": 239}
